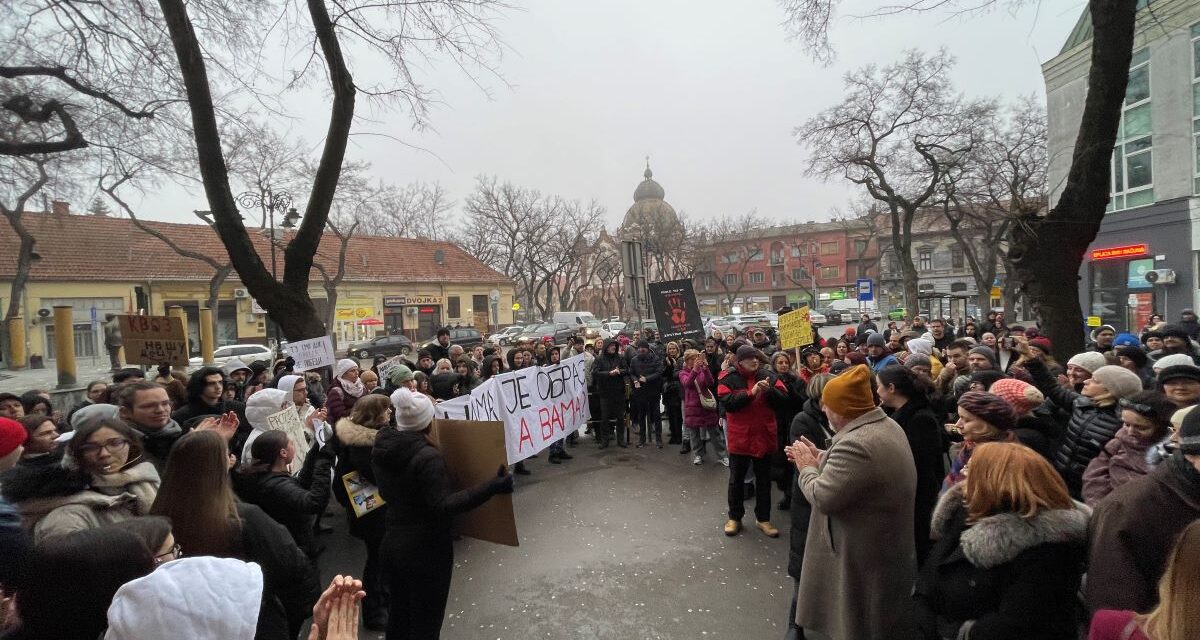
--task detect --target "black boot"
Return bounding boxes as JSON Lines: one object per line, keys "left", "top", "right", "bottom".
{"left": 548, "top": 452, "right": 562, "bottom": 464}
{"left": 679, "top": 442, "right": 691, "bottom": 454}
{"left": 514, "top": 461, "right": 531, "bottom": 475}
{"left": 557, "top": 450, "right": 573, "bottom": 460}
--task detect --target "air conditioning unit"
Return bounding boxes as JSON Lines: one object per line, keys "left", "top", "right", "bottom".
{"left": 234, "top": 288, "right": 249, "bottom": 299}
{"left": 1144, "top": 269, "right": 1176, "bottom": 285}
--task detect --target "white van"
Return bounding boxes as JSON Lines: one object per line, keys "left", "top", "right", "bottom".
{"left": 553, "top": 311, "right": 597, "bottom": 328}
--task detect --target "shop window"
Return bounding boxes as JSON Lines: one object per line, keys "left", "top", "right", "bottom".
{"left": 448, "top": 296, "right": 461, "bottom": 318}
{"left": 1110, "top": 48, "right": 1154, "bottom": 211}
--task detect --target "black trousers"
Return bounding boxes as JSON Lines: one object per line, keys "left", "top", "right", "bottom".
{"left": 633, "top": 392, "right": 662, "bottom": 443}
{"left": 727, "top": 454, "right": 772, "bottom": 522}
{"left": 383, "top": 535, "right": 453, "bottom": 640}
{"left": 361, "top": 527, "right": 389, "bottom": 621}
{"left": 664, "top": 393, "right": 683, "bottom": 443}
{"left": 597, "top": 393, "right": 626, "bottom": 445}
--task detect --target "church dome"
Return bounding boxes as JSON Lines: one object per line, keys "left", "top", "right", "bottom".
{"left": 633, "top": 166, "right": 666, "bottom": 202}
{"left": 620, "top": 160, "right": 681, "bottom": 237}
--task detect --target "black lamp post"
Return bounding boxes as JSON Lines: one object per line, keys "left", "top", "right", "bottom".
{"left": 235, "top": 189, "right": 299, "bottom": 347}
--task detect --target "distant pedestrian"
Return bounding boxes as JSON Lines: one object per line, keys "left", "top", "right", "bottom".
{"left": 103, "top": 314, "right": 123, "bottom": 372}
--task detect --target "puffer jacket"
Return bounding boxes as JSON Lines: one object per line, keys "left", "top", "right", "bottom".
{"left": 1025, "top": 358, "right": 1122, "bottom": 497}
{"left": 231, "top": 447, "right": 334, "bottom": 558}
{"left": 717, "top": 367, "right": 786, "bottom": 458}
{"left": 1081, "top": 425, "right": 1154, "bottom": 506}
{"left": 333, "top": 418, "right": 387, "bottom": 540}
{"left": 0, "top": 461, "right": 160, "bottom": 544}
{"left": 678, "top": 365, "right": 719, "bottom": 429}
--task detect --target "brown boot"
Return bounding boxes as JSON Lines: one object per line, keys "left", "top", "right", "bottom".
{"left": 756, "top": 521, "right": 779, "bottom": 538}
{"left": 724, "top": 519, "right": 742, "bottom": 536}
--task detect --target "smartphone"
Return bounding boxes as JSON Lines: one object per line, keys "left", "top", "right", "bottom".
{"left": 1002, "top": 337, "right": 1014, "bottom": 349}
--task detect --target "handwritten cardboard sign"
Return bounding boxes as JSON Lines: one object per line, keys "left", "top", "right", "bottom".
{"left": 289, "top": 336, "right": 336, "bottom": 372}
{"left": 265, "top": 407, "right": 312, "bottom": 471}
{"left": 778, "top": 306, "right": 815, "bottom": 350}
{"left": 118, "top": 315, "right": 188, "bottom": 366}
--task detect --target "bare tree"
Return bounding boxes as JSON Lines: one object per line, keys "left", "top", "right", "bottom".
{"left": 833, "top": 201, "right": 886, "bottom": 281}
{"left": 100, "top": 168, "right": 233, "bottom": 344}
{"left": 360, "top": 182, "right": 452, "bottom": 239}
{"left": 312, "top": 220, "right": 360, "bottom": 352}
{"left": 4, "top": 0, "right": 510, "bottom": 342}
{"left": 779, "top": 0, "right": 1139, "bottom": 362}
{"left": 0, "top": 157, "right": 48, "bottom": 366}
{"left": 796, "top": 48, "right": 991, "bottom": 313}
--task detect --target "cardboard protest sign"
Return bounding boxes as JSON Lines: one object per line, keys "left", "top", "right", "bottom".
{"left": 118, "top": 315, "right": 188, "bottom": 366}
{"left": 778, "top": 306, "right": 815, "bottom": 350}
{"left": 289, "top": 336, "right": 336, "bottom": 372}
{"left": 435, "top": 353, "right": 591, "bottom": 465}
{"left": 265, "top": 407, "right": 312, "bottom": 471}
{"left": 432, "top": 419, "right": 519, "bottom": 547}
{"left": 648, "top": 279, "right": 705, "bottom": 343}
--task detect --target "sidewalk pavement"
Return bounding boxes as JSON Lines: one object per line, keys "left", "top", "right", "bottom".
{"left": 0, "top": 360, "right": 122, "bottom": 395}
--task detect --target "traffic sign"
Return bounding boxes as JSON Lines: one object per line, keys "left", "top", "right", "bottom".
{"left": 512, "top": 302, "right": 521, "bottom": 311}
{"left": 856, "top": 279, "right": 873, "bottom": 302}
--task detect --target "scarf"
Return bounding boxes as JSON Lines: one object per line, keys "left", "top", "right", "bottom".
{"left": 942, "top": 440, "right": 977, "bottom": 493}
{"left": 90, "top": 461, "right": 161, "bottom": 514}
{"left": 338, "top": 375, "right": 365, "bottom": 399}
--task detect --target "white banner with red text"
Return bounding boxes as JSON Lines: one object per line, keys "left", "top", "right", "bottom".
{"left": 436, "top": 353, "right": 591, "bottom": 465}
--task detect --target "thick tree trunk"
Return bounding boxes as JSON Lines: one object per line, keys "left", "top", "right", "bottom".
{"left": 1009, "top": 0, "right": 1137, "bottom": 362}
{"left": 156, "top": 0, "right": 352, "bottom": 343}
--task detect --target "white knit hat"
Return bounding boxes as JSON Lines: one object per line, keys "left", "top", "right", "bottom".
{"left": 1066, "top": 351, "right": 1108, "bottom": 374}
{"left": 390, "top": 388, "right": 435, "bottom": 432}
{"left": 335, "top": 358, "right": 359, "bottom": 379}
{"left": 1153, "top": 353, "right": 1196, "bottom": 371}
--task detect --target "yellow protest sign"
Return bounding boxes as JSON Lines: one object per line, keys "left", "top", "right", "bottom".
{"left": 779, "top": 306, "right": 815, "bottom": 349}
{"left": 1086, "top": 316, "right": 1102, "bottom": 327}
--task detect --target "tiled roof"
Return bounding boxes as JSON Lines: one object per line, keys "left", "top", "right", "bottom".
{"left": 0, "top": 212, "right": 510, "bottom": 284}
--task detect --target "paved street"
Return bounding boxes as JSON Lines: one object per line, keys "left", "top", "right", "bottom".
{"left": 316, "top": 432, "right": 796, "bottom": 639}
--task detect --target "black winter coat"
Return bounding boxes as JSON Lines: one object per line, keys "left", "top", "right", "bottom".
{"left": 371, "top": 428, "right": 498, "bottom": 547}
{"left": 914, "top": 485, "right": 1088, "bottom": 640}
{"left": 787, "top": 398, "right": 833, "bottom": 579}
{"left": 592, "top": 343, "right": 629, "bottom": 397}
{"left": 332, "top": 418, "right": 387, "bottom": 540}
{"left": 629, "top": 352, "right": 664, "bottom": 399}
{"left": 235, "top": 502, "right": 321, "bottom": 640}
{"left": 888, "top": 397, "right": 944, "bottom": 565}
{"left": 232, "top": 448, "right": 334, "bottom": 558}
{"left": 1026, "top": 359, "right": 1121, "bottom": 497}
{"left": 1012, "top": 413, "right": 1061, "bottom": 462}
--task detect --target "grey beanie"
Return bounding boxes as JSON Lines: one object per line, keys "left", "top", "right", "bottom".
{"left": 867, "top": 332, "right": 887, "bottom": 347}
{"left": 1090, "top": 365, "right": 1144, "bottom": 401}
{"left": 969, "top": 346, "right": 998, "bottom": 368}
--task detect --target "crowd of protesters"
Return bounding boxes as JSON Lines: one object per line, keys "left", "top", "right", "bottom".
{"left": 0, "top": 307, "right": 1198, "bottom": 639}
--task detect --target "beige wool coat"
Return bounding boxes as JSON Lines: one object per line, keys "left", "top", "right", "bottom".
{"left": 795, "top": 407, "right": 920, "bottom": 640}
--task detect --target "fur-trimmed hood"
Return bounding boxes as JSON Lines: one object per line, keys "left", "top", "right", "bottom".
{"left": 336, "top": 418, "right": 380, "bottom": 448}
{"left": 931, "top": 483, "right": 1092, "bottom": 569}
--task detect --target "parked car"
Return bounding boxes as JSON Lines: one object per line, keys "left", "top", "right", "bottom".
{"left": 419, "top": 326, "right": 484, "bottom": 351}
{"left": 728, "top": 314, "right": 769, "bottom": 333}
{"left": 887, "top": 307, "right": 908, "bottom": 321}
{"left": 345, "top": 334, "right": 414, "bottom": 359}
{"left": 818, "top": 307, "right": 844, "bottom": 325}
{"left": 706, "top": 317, "right": 734, "bottom": 337}
{"left": 514, "top": 323, "right": 575, "bottom": 346}
{"left": 580, "top": 319, "right": 607, "bottom": 345}
{"left": 189, "top": 344, "right": 275, "bottom": 367}
{"left": 488, "top": 325, "right": 525, "bottom": 346}
{"left": 807, "top": 310, "right": 827, "bottom": 328}
{"left": 603, "top": 321, "right": 627, "bottom": 336}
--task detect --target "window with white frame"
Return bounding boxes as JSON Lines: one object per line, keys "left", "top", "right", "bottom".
{"left": 749, "top": 272, "right": 765, "bottom": 284}
{"left": 1110, "top": 48, "right": 1153, "bottom": 211}
{"left": 724, "top": 273, "right": 738, "bottom": 286}
{"left": 699, "top": 273, "right": 712, "bottom": 290}
{"left": 918, "top": 250, "right": 932, "bottom": 271}
{"left": 1192, "top": 24, "right": 1200, "bottom": 193}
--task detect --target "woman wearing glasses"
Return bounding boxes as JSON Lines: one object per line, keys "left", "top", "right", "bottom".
{"left": 0, "top": 419, "right": 159, "bottom": 544}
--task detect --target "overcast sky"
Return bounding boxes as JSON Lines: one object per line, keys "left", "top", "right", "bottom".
{"left": 128, "top": 0, "right": 1085, "bottom": 230}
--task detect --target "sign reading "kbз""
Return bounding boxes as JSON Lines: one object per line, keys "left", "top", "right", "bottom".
{"left": 118, "top": 315, "right": 188, "bottom": 366}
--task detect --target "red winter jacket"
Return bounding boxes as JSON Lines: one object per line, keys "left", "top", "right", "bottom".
{"left": 718, "top": 367, "right": 786, "bottom": 458}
